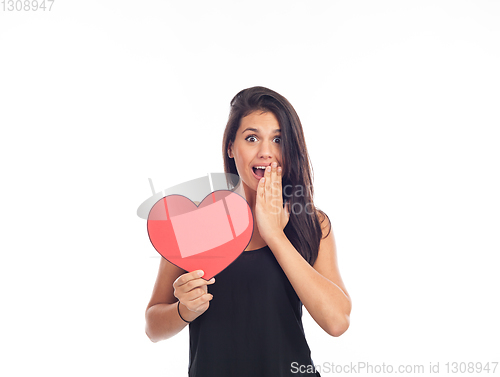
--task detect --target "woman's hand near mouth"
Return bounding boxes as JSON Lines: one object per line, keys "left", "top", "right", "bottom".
{"left": 254, "top": 161, "right": 290, "bottom": 243}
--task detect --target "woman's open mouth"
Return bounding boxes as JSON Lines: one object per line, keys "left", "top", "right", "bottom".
{"left": 251, "top": 166, "right": 266, "bottom": 180}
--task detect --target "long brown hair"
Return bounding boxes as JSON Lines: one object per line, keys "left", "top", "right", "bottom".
{"left": 222, "top": 86, "right": 330, "bottom": 265}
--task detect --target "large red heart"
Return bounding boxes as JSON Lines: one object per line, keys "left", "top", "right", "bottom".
{"left": 147, "top": 190, "right": 253, "bottom": 280}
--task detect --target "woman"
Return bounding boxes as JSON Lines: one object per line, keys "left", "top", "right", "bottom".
{"left": 145, "top": 86, "right": 351, "bottom": 376}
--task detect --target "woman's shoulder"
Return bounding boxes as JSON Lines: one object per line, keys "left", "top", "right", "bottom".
{"left": 315, "top": 208, "right": 332, "bottom": 239}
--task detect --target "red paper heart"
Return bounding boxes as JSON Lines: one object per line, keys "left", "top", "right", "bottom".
{"left": 147, "top": 190, "right": 253, "bottom": 280}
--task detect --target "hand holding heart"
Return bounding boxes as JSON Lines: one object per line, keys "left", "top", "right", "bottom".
{"left": 173, "top": 270, "right": 216, "bottom": 316}
{"left": 255, "top": 162, "right": 290, "bottom": 243}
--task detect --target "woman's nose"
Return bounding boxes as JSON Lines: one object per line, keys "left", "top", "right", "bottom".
{"left": 258, "top": 143, "right": 273, "bottom": 158}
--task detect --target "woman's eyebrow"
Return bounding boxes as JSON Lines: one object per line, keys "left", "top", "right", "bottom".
{"left": 241, "top": 127, "right": 281, "bottom": 134}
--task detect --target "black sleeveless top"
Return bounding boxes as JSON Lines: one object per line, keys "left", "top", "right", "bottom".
{"left": 188, "top": 245, "right": 321, "bottom": 377}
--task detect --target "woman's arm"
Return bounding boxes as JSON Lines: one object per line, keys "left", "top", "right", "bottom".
{"left": 145, "top": 258, "right": 213, "bottom": 342}
{"left": 255, "top": 163, "right": 351, "bottom": 337}
{"left": 267, "top": 215, "right": 351, "bottom": 337}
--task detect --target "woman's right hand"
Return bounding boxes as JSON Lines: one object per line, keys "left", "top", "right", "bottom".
{"left": 173, "top": 270, "right": 215, "bottom": 316}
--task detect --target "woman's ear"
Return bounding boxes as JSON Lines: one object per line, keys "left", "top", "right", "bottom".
{"left": 228, "top": 142, "right": 234, "bottom": 158}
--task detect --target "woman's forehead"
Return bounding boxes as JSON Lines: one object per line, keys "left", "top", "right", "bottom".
{"left": 238, "top": 111, "right": 281, "bottom": 132}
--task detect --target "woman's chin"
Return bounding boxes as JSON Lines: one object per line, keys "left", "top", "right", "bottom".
{"left": 240, "top": 177, "right": 259, "bottom": 195}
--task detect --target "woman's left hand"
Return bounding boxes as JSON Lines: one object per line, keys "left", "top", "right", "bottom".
{"left": 255, "top": 162, "right": 290, "bottom": 243}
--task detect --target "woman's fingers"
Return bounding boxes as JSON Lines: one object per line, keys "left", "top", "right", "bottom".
{"left": 267, "top": 162, "right": 282, "bottom": 214}
{"left": 174, "top": 270, "right": 202, "bottom": 287}
{"left": 272, "top": 162, "right": 282, "bottom": 210}
{"left": 189, "top": 293, "right": 214, "bottom": 313}
{"left": 183, "top": 286, "right": 209, "bottom": 301}
{"left": 174, "top": 271, "right": 215, "bottom": 290}
{"left": 178, "top": 291, "right": 213, "bottom": 313}
{"left": 264, "top": 165, "right": 272, "bottom": 202}
{"left": 180, "top": 276, "right": 215, "bottom": 294}
{"left": 173, "top": 270, "right": 215, "bottom": 308}
{"left": 275, "top": 163, "right": 282, "bottom": 184}
{"left": 180, "top": 284, "right": 214, "bottom": 312}
{"left": 257, "top": 163, "right": 283, "bottom": 211}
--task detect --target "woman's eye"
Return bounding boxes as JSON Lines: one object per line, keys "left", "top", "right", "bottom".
{"left": 245, "top": 135, "right": 257, "bottom": 142}
{"left": 245, "top": 135, "right": 281, "bottom": 143}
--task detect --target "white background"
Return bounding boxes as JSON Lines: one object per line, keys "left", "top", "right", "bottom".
{"left": 1, "top": 1, "right": 499, "bottom": 376}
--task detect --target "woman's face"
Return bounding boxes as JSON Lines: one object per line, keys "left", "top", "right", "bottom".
{"left": 228, "top": 110, "right": 283, "bottom": 193}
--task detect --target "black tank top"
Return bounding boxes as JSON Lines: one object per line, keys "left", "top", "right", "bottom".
{"left": 188, "top": 245, "right": 321, "bottom": 377}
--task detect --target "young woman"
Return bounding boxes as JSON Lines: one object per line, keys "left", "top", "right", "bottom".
{"left": 145, "top": 86, "right": 351, "bottom": 377}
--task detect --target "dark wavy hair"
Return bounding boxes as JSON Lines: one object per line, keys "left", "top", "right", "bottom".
{"left": 222, "top": 86, "right": 331, "bottom": 266}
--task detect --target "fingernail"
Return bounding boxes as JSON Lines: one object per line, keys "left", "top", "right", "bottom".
{"left": 272, "top": 162, "right": 277, "bottom": 168}
{"left": 198, "top": 270, "right": 204, "bottom": 277}
{"left": 209, "top": 277, "right": 215, "bottom": 283}
{"left": 266, "top": 166, "right": 271, "bottom": 172}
